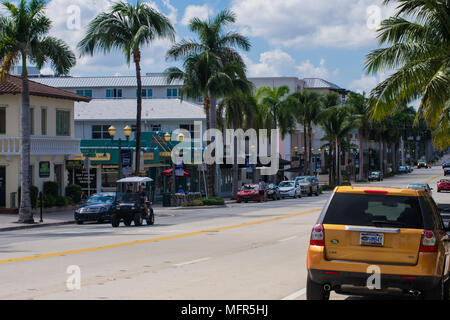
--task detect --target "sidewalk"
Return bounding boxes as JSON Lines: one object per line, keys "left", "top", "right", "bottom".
{"left": 0, "top": 199, "right": 236, "bottom": 232}
{"left": 0, "top": 209, "right": 76, "bottom": 232}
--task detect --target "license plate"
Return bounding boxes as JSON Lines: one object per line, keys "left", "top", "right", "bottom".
{"left": 360, "top": 232, "right": 384, "bottom": 246}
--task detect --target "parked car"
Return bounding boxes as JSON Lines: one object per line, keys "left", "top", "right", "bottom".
{"left": 237, "top": 184, "right": 262, "bottom": 203}
{"left": 437, "top": 179, "right": 450, "bottom": 193}
{"left": 266, "top": 183, "right": 281, "bottom": 201}
{"left": 295, "top": 176, "right": 320, "bottom": 196}
{"left": 418, "top": 160, "right": 429, "bottom": 168}
{"left": 306, "top": 186, "right": 450, "bottom": 300}
{"left": 368, "top": 171, "right": 383, "bottom": 182}
{"left": 444, "top": 167, "right": 450, "bottom": 176}
{"left": 442, "top": 160, "right": 450, "bottom": 169}
{"left": 407, "top": 183, "right": 433, "bottom": 195}
{"left": 75, "top": 192, "right": 116, "bottom": 224}
{"left": 279, "top": 181, "right": 301, "bottom": 199}
{"left": 398, "top": 166, "right": 409, "bottom": 174}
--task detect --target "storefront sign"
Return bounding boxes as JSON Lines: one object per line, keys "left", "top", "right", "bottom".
{"left": 39, "top": 162, "right": 51, "bottom": 178}
{"left": 73, "top": 153, "right": 111, "bottom": 161}
{"left": 144, "top": 153, "right": 154, "bottom": 161}
{"left": 72, "top": 169, "right": 97, "bottom": 189}
{"left": 121, "top": 149, "right": 132, "bottom": 176}
{"left": 160, "top": 152, "right": 172, "bottom": 158}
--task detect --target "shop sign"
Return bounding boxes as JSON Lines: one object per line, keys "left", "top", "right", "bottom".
{"left": 39, "top": 162, "right": 51, "bottom": 178}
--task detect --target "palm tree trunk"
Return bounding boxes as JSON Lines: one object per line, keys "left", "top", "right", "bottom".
{"left": 207, "top": 95, "right": 217, "bottom": 197}
{"left": 18, "top": 55, "right": 33, "bottom": 224}
{"left": 308, "top": 126, "right": 313, "bottom": 175}
{"left": 359, "top": 135, "right": 364, "bottom": 180}
{"left": 303, "top": 123, "right": 308, "bottom": 175}
{"left": 232, "top": 124, "right": 239, "bottom": 200}
{"left": 134, "top": 49, "right": 143, "bottom": 174}
{"left": 335, "top": 139, "right": 340, "bottom": 185}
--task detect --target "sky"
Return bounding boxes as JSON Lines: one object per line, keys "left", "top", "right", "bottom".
{"left": 1, "top": 0, "right": 401, "bottom": 94}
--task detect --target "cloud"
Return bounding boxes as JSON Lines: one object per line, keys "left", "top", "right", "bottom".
{"left": 181, "top": 4, "right": 213, "bottom": 26}
{"left": 244, "top": 49, "right": 337, "bottom": 82}
{"left": 349, "top": 70, "right": 390, "bottom": 94}
{"left": 231, "top": 0, "right": 397, "bottom": 48}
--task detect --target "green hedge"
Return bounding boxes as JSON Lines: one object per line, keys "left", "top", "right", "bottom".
{"left": 65, "top": 184, "right": 82, "bottom": 204}
{"left": 43, "top": 181, "right": 59, "bottom": 198}
{"left": 183, "top": 197, "right": 225, "bottom": 207}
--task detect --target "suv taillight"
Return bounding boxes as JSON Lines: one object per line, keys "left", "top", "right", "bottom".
{"left": 419, "top": 230, "right": 438, "bottom": 252}
{"left": 310, "top": 224, "right": 325, "bottom": 246}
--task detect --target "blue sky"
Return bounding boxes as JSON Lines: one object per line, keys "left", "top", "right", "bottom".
{"left": 31, "top": 0, "right": 401, "bottom": 94}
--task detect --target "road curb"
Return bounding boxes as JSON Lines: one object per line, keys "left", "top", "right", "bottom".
{"left": 0, "top": 221, "right": 76, "bottom": 232}
{"left": 173, "top": 205, "right": 228, "bottom": 210}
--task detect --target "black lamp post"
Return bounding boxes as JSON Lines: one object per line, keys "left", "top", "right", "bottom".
{"left": 108, "top": 125, "right": 132, "bottom": 180}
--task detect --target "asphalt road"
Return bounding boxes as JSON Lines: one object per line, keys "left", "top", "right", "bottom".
{"left": 0, "top": 163, "right": 447, "bottom": 300}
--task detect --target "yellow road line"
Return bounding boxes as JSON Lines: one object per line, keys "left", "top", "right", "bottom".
{"left": 0, "top": 209, "right": 321, "bottom": 265}
{"left": 425, "top": 173, "right": 444, "bottom": 183}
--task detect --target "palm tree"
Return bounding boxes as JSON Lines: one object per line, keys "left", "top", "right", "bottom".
{"left": 78, "top": 1, "right": 175, "bottom": 174}
{"left": 346, "top": 92, "right": 370, "bottom": 179}
{"left": 433, "top": 100, "right": 450, "bottom": 150}
{"left": 217, "top": 89, "right": 255, "bottom": 199}
{"left": 319, "top": 105, "right": 357, "bottom": 185}
{"left": 0, "top": 0, "right": 76, "bottom": 223}
{"left": 166, "top": 9, "right": 250, "bottom": 196}
{"left": 365, "top": 0, "right": 450, "bottom": 130}
{"left": 292, "top": 90, "right": 323, "bottom": 175}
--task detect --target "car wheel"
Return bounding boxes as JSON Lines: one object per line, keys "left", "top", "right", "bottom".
{"left": 315, "top": 188, "right": 320, "bottom": 196}
{"left": 134, "top": 212, "right": 143, "bottom": 227}
{"left": 147, "top": 212, "right": 155, "bottom": 226}
{"left": 124, "top": 217, "right": 132, "bottom": 226}
{"left": 306, "top": 275, "right": 330, "bottom": 300}
{"left": 76, "top": 221, "right": 83, "bottom": 225}
{"left": 111, "top": 214, "right": 120, "bottom": 228}
{"left": 422, "top": 275, "right": 446, "bottom": 300}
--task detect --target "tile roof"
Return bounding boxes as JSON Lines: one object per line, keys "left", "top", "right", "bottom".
{"left": 0, "top": 75, "right": 91, "bottom": 102}
{"left": 32, "top": 74, "right": 183, "bottom": 88}
{"left": 75, "top": 99, "right": 206, "bottom": 121}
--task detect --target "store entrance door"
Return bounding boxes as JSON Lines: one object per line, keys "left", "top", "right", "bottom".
{"left": 0, "top": 167, "right": 5, "bottom": 207}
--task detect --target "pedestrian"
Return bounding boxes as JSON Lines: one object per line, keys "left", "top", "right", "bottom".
{"left": 138, "top": 185, "right": 149, "bottom": 217}
{"left": 259, "top": 179, "right": 267, "bottom": 202}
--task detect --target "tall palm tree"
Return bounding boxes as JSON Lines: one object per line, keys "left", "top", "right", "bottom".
{"left": 365, "top": 0, "right": 450, "bottom": 130}
{"left": 166, "top": 9, "right": 250, "bottom": 197}
{"left": 292, "top": 90, "right": 323, "bottom": 175}
{"left": 78, "top": 1, "right": 175, "bottom": 174}
{"left": 217, "top": 89, "right": 255, "bottom": 199}
{"left": 346, "top": 92, "right": 370, "bottom": 179}
{"left": 319, "top": 105, "right": 357, "bottom": 185}
{"left": 0, "top": 0, "right": 75, "bottom": 224}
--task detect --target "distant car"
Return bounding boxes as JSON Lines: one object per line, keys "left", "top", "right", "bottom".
{"left": 418, "top": 160, "right": 428, "bottom": 168}
{"left": 266, "top": 183, "right": 281, "bottom": 201}
{"left": 442, "top": 160, "right": 450, "bottom": 169}
{"left": 368, "top": 171, "right": 383, "bottom": 182}
{"left": 295, "top": 176, "right": 320, "bottom": 196}
{"left": 279, "top": 181, "right": 301, "bottom": 199}
{"left": 444, "top": 167, "right": 450, "bottom": 176}
{"left": 398, "top": 166, "right": 409, "bottom": 174}
{"left": 405, "top": 165, "right": 413, "bottom": 173}
{"left": 237, "top": 184, "right": 262, "bottom": 203}
{"left": 407, "top": 183, "right": 433, "bottom": 195}
{"left": 75, "top": 192, "right": 116, "bottom": 224}
{"left": 437, "top": 179, "right": 450, "bottom": 193}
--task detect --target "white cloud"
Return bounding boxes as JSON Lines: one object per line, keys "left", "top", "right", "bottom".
{"left": 231, "top": 0, "right": 397, "bottom": 48}
{"left": 245, "top": 49, "right": 337, "bottom": 81}
{"left": 349, "top": 70, "right": 391, "bottom": 94}
{"left": 181, "top": 4, "right": 213, "bottom": 26}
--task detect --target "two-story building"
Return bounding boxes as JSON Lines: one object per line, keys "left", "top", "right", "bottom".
{"left": 0, "top": 75, "right": 90, "bottom": 209}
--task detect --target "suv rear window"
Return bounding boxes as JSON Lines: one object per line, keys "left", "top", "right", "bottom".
{"left": 323, "top": 193, "right": 424, "bottom": 229}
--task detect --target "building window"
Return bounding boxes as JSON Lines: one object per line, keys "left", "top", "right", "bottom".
{"left": 0, "top": 107, "right": 5, "bottom": 134}
{"left": 76, "top": 89, "right": 93, "bottom": 98}
{"left": 180, "top": 124, "right": 196, "bottom": 140}
{"left": 106, "top": 89, "right": 122, "bottom": 99}
{"left": 167, "top": 88, "right": 179, "bottom": 99}
{"left": 92, "top": 125, "right": 111, "bottom": 140}
{"left": 56, "top": 110, "right": 71, "bottom": 136}
{"left": 137, "top": 88, "right": 153, "bottom": 99}
{"left": 41, "top": 108, "right": 47, "bottom": 136}
{"left": 150, "top": 124, "right": 161, "bottom": 132}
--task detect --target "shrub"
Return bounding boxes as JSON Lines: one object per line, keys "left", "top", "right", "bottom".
{"left": 355, "top": 179, "right": 368, "bottom": 183}
{"left": 65, "top": 184, "right": 82, "bottom": 204}
{"left": 184, "top": 199, "right": 204, "bottom": 207}
{"left": 321, "top": 185, "right": 336, "bottom": 191}
{"left": 18, "top": 185, "right": 39, "bottom": 209}
{"left": 43, "top": 181, "right": 59, "bottom": 198}
{"left": 55, "top": 195, "right": 69, "bottom": 208}
{"left": 43, "top": 194, "right": 56, "bottom": 208}
{"left": 199, "top": 197, "right": 225, "bottom": 206}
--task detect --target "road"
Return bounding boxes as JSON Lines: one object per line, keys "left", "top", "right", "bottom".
{"left": 0, "top": 164, "right": 447, "bottom": 300}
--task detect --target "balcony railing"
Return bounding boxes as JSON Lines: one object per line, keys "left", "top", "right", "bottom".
{"left": 0, "top": 137, "right": 81, "bottom": 155}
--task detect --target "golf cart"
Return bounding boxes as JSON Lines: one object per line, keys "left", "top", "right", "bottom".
{"left": 111, "top": 177, "right": 155, "bottom": 228}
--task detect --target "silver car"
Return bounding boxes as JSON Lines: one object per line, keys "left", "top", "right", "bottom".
{"left": 279, "top": 181, "right": 302, "bottom": 199}
{"left": 294, "top": 176, "right": 320, "bottom": 196}
{"left": 407, "top": 183, "right": 433, "bottom": 196}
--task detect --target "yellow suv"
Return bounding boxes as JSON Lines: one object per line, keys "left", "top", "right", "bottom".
{"left": 306, "top": 187, "right": 450, "bottom": 300}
